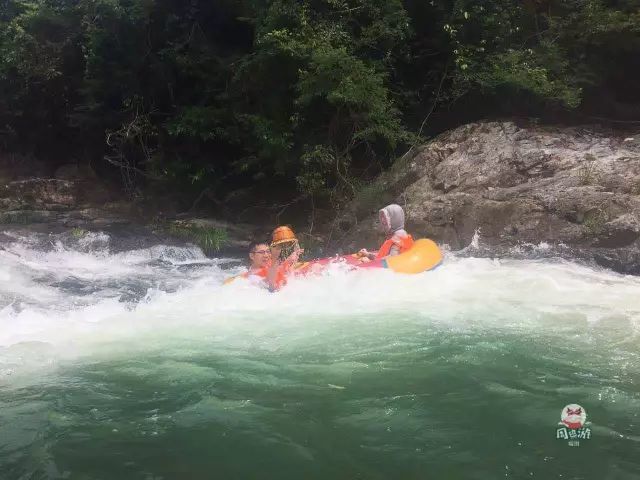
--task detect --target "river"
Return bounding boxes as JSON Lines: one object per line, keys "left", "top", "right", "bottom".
{"left": 1, "top": 229, "right": 639, "bottom": 479}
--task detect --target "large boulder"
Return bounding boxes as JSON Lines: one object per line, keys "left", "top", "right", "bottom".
{"left": 334, "top": 121, "right": 640, "bottom": 274}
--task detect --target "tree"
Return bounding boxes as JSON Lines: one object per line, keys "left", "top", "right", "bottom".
{"left": 0, "top": 0, "right": 638, "bottom": 209}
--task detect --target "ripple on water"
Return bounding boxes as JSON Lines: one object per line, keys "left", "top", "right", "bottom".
{"left": 0, "top": 231, "right": 639, "bottom": 479}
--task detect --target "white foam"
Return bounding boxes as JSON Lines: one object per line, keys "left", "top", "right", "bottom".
{"left": 1, "top": 231, "right": 639, "bottom": 377}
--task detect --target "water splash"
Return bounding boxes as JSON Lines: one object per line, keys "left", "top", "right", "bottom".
{"left": 1, "top": 230, "right": 639, "bottom": 479}
{"left": 1, "top": 230, "right": 638, "bottom": 360}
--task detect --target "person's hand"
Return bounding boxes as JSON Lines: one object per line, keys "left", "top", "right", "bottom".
{"left": 287, "top": 245, "right": 304, "bottom": 264}
{"left": 270, "top": 244, "right": 282, "bottom": 261}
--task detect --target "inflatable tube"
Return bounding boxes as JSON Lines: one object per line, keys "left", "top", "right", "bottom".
{"left": 294, "top": 238, "right": 442, "bottom": 275}
{"left": 384, "top": 238, "right": 442, "bottom": 274}
{"left": 223, "top": 275, "right": 239, "bottom": 285}
{"left": 224, "top": 238, "right": 442, "bottom": 284}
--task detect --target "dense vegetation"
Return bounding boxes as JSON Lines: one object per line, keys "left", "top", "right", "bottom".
{"left": 1, "top": 0, "right": 639, "bottom": 215}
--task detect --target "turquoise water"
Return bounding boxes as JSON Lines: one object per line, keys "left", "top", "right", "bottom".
{"left": 1, "top": 232, "right": 639, "bottom": 479}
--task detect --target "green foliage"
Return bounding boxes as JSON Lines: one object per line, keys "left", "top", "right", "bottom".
{"left": 1, "top": 0, "right": 639, "bottom": 209}
{"left": 578, "top": 153, "right": 599, "bottom": 186}
{"left": 166, "top": 107, "right": 231, "bottom": 142}
{"left": 474, "top": 49, "right": 582, "bottom": 108}
{"left": 583, "top": 208, "right": 608, "bottom": 235}
{"left": 165, "top": 223, "right": 228, "bottom": 254}
{"left": 297, "top": 145, "right": 336, "bottom": 194}
{"left": 234, "top": 0, "right": 412, "bottom": 196}
{"left": 441, "top": 0, "right": 584, "bottom": 107}
{"left": 71, "top": 227, "right": 86, "bottom": 238}
{"left": 352, "top": 180, "right": 393, "bottom": 218}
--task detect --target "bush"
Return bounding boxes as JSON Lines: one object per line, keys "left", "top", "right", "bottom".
{"left": 352, "top": 181, "right": 393, "bottom": 218}
{"left": 577, "top": 153, "right": 599, "bottom": 186}
{"left": 1, "top": 0, "right": 639, "bottom": 212}
{"left": 583, "top": 208, "right": 608, "bottom": 235}
{"left": 165, "top": 223, "right": 228, "bottom": 254}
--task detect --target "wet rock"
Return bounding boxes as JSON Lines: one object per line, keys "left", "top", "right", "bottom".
{"left": 334, "top": 121, "right": 640, "bottom": 274}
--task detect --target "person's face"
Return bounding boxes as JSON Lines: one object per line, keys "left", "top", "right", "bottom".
{"left": 378, "top": 210, "right": 391, "bottom": 233}
{"left": 249, "top": 244, "right": 271, "bottom": 268}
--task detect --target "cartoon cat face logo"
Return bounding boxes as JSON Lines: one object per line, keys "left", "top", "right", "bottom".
{"left": 560, "top": 404, "right": 587, "bottom": 429}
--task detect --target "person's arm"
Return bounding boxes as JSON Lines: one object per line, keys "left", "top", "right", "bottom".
{"left": 267, "top": 243, "right": 303, "bottom": 291}
{"left": 267, "top": 245, "right": 282, "bottom": 291}
{"left": 364, "top": 239, "right": 401, "bottom": 261}
{"left": 387, "top": 243, "right": 401, "bottom": 257}
{"left": 285, "top": 242, "right": 304, "bottom": 266}
{"left": 358, "top": 248, "right": 377, "bottom": 259}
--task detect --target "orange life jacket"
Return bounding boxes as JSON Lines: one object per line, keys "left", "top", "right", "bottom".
{"left": 242, "top": 263, "right": 288, "bottom": 290}
{"left": 375, "top": 234, "right": 414, "bottom": 260}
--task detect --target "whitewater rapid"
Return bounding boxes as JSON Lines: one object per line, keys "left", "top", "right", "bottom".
{"left": 2, "top": 229, "right": 640, "bottom": 479}
{"left": 1, "top": 229, "right": 638, "bottom": 372}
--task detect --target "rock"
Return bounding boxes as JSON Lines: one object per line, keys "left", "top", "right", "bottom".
{"left": 0, "top": 210, "right": 58, "bottom": 224}
{"left": 595, "top": 214, "right": 640, "bottom": 248}
{"left": 0, "top": 197, "right": 23, "bottom": 211}
{"left": 1, "top": 179, "right": 77, "bottom": 209}
{"left": 59, "top": 208, "right": 133, "bottom": 228}
{"left": 1, "top": 169, "right": 114, "bottom": 216}
{"left": 333, "top": 121, "right": 640, "bottom": 274}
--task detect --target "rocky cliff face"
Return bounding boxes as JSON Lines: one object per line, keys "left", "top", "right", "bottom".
{"left": 333, "top": 121, "right": 640, "bottom": 274}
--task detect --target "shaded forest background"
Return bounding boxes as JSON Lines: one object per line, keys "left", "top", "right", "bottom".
{"left": 1, "top": 0, "right": 639, "bottom": 221}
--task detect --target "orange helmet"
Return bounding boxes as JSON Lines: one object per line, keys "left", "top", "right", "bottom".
{"left": 271, "top": 226, "right": 297, "bottom": 247}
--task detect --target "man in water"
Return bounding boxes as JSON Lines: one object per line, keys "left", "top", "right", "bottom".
{"left": 243, "top": 238, "right": 302, "bottom": 291}
{"left": 245, "top": 241, "right": 272, "bottom": 282}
